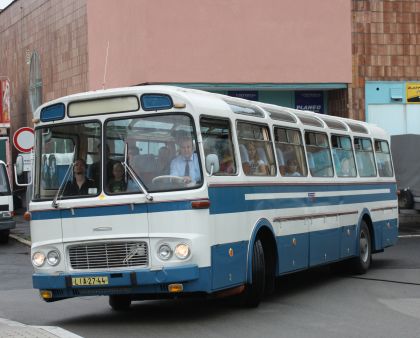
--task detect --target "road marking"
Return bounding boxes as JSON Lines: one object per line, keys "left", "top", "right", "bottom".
{"left": 398, "top": 234, "right": 420, "bottom": 238}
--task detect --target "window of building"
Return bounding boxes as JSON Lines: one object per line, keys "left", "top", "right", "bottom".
{"left": 29, "top": 51, "right": 43, "bottom": 113}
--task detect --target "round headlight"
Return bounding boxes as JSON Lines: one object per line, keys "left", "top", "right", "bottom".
{"left": 47, "top": 250, "right": 60, "bottom": 266}
{"left": 32, "top": 252, "right": 46, "bottom": 267}
{"left": 158, "top": 244, "right": 172, "bottom": 260}
{"left": 175, "top": 243, "right": 190, "bottom": 260}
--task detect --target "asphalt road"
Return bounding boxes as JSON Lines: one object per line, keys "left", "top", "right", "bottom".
{"left": 0, "top": 224, "right": 420, "bottom": 338}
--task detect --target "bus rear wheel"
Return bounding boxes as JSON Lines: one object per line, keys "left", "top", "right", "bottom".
{"left": 242, "top": 238, "right": 265, "bottom": 307}
{"left": 351, "top": 221, "right": 371, "bottom": 274}
{"left": 109, "top": 295, "right": 132, "bottom": 311}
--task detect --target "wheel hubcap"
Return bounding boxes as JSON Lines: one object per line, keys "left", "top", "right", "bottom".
{"left": 360, "top": 230, "right": 369, "bottom": 262}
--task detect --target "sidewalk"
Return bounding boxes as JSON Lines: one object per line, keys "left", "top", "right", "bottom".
{"left": 0, "top": 318, "right": 83, "bottom": 338}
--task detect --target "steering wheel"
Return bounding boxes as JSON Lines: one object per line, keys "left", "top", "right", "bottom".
{"left": 152, "top": 175, "right": 185, "bottom": 186}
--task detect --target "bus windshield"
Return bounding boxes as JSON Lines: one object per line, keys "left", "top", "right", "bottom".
{"left": 105, "top": 113, "right": 202, "bottom": 193}
{"left": 34, "top": 121, "right": 101, "bottom": 201}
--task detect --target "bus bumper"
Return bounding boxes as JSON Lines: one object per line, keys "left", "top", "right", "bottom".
{"left": 33, "top": 264, "right": 212, "bottom": 301}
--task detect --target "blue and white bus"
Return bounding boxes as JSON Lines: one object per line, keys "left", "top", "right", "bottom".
{"left": 28, "top": 86, "right": 398, "bottom": 309}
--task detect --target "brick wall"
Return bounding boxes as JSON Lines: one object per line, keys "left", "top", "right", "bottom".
{"left": 351, "top": 0, "right": 420, "bottom": 120}
{"left": 328, "top": 89, "right": 349, "bottom": 118}
{"left": 0, "top": 0, "right": 88, "bottom": 136}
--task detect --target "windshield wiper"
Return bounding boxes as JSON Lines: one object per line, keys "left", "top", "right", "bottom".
{"left": 52, "top": 146, "right": 76, "bottom": 208}
{"left": 123, "top": 142, "right": 153, "bottom": 201}
{"left": 51, "top": 162, "right": 74, "bottom": 208}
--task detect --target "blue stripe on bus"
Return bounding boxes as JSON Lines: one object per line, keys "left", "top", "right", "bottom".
{"left": 208, "top": 182, "right": 397, "bottom": 215}
{"left": 30, "top": 182, "right": 396, "bottom": 220}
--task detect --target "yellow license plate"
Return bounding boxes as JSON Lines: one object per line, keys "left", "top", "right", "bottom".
{"left": 72, "top": 276, "right": 109, "bottom": 286}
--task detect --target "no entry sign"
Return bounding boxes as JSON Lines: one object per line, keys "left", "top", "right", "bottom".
{"left": 13, "top": 127, "right": 35, "bottom": 153}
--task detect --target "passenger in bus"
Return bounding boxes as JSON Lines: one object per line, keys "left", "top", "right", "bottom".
{"left": 108, "top": 162, "right": 127, "bottom": 193}
{"left": 156, "top": 146, "right": 171, "bottom": 175}
{"left": 46, "top": 155, "right": 59, "bottom": 188}
{"left": 170, "top": 137, "right": 201, "bottom": 184}
{"left": 340, "top": 157, "right": 353, "bottom": 176}
{"left": 64, "top": 159, "right": 97, "bottom": 196}
{"left": 220, "top": 143, "right": 235, "bottom": 174}
{"left": 127, "top": 146, "right": 142, "bottom": 176}
{"left": 285, "top": 159, "right": 301, "bottom": 177}
{"left": 245, "top": 141, "right": 268, "bottom": 175}
{"left": 91, "top": 144, "right": 117, "bottom": 183}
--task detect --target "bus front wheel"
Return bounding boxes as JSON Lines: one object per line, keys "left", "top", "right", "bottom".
{"left": 242, "top": 238, "right": 265, "bottom": 307}
{"left": 109, "top": 295, "right": 132, "bottom": 311}
{"left": 351, "top": 221, "right": 372, "bottom": 274}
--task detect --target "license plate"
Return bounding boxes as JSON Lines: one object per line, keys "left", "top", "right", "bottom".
{"left": 72, "top": 276, "right": 109, "bottom": 286}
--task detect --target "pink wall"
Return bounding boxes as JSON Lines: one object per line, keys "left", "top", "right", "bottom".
{"left": 87, "top": 0, "right": 351, "bottom": 90}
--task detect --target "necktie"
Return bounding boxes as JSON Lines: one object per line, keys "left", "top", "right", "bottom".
{"left": 184, "top": 159, "right": 190, "bottom": 176}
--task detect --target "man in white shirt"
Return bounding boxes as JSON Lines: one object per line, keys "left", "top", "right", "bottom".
{"left": 170, "top": 137, "right": 201, "bottom": 184}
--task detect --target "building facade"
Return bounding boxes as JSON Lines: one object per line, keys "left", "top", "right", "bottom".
{"left": 0, "top": 0, "right": 419, "bottom": 161}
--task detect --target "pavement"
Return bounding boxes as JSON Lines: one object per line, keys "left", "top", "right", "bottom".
{"left": 3, "top": 209, "right": 420, "bottom": 337}
{"left": 1, "top": 210, "right": 83, "bottom": 338}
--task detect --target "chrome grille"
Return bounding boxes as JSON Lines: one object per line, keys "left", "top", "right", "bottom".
{"left": 68, "top": 241, "right": 148, "bottom": 269}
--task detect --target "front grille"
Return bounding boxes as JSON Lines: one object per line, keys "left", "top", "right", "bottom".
{"left": 68, "top": 241, "right": 148, "bottom": 270}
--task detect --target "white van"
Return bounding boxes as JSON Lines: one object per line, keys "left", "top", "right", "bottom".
{"left": 0, "top": 160, "right": 15, "bottom": 243}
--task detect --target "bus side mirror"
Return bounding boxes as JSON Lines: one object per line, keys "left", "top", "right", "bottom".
{"left": 14, "top": 154, "right": 32, "bottom": 186}
{"left": 205, "top": 154, "right": 219, "bottom": 176}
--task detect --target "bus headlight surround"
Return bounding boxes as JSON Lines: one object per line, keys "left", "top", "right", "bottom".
{"left": 175, "top": 243, "right": 190, "bottom": 260}
{"left": 46, "top": 250, "right": 60, "bottom": 266}
{"left": 32, "top": 252, "right": 46, "bottom": 267}
{"left": 158, "top": 244, "right": 173, "bottom": 260}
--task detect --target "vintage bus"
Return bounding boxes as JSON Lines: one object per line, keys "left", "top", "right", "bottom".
{"left": 27, "top": 86, "right": 398, "bottom": 310}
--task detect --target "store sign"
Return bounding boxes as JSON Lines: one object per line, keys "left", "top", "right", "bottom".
{"left": 0, "top": 79, "right": 11, "bottom": 124}
{"left": 295, "top": 91, "right": 324, "bottom": 113}
{"left": 228, "top": 91, "right": 259, "bottom": 101}
{"left": 406, "top": 83, "right": 420, "bottom": 103}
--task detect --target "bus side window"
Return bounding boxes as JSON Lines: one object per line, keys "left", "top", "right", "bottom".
{"left": 374, "top": 140, "right": 393, "bottom": 177}
{"left": 200, "top": 117, "right": 237, "bottom": 175}
{"left": 305, "top": 131, "right": 334, "bottom": 177}
{"left": 274, "top": 127, "right": 307, "bottom": 177}
{"left": 237, "top": 122, "right": 276, "bottom": 176}
{"left": 354, "top": 137, "right": 377, "bottom": 177}
{"left": 331, "top": 135, "right": 357, "bottom": 177}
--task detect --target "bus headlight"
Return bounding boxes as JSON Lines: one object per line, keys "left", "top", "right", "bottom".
{"left": 174, "top": 243, "right": 190, "bottom": 260}
{"left": 46, "top": 250, "right": 60, "bottom": 266}
{"left": 158, "top": 244, "right": 173, "bottom": 260}
{"left": 32, "top": 252, "right": 46, "bottom": 267}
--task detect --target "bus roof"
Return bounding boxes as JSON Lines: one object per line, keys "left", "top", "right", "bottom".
{"left": 34, "top": 85, "right": 388, "bottom": 139}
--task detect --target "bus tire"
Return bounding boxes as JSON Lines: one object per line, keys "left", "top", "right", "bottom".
{"left": 351, "top": 221, "right": 371, "bottom": 274}
{"left": 0, "top": 230, "right": 9, "bottom": 244}
{"left": 109, "top": 295, "right": 131, "bottom": 311}
{"left": 242, "top": 238, "right": 265, "bottom": 307}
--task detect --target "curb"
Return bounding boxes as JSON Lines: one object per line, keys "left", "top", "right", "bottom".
{"left": 9, "top": 233, "right": 32, "bottom": 246}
